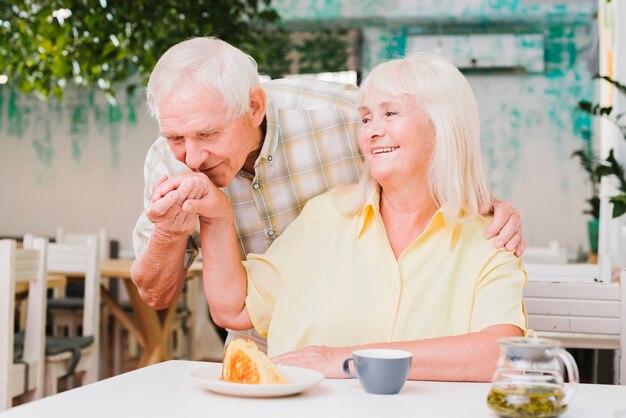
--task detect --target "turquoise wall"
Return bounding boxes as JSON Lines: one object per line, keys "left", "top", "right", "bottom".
{"left": 272, "top": 0, "right": 594, "bottom": 25}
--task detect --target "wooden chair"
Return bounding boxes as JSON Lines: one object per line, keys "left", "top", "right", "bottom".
{"left": 48, "top": 228, "right": 108, "bottom": 336}
{"left": 525, "top": 270, "right": 626, "bottom": 384}
{"left": 49, "top": 228, "right": 113, "bottom": 379}
{"left": 55, "top": 228, "right": 109, "bottom": 261}
{"left": 0, "top": 238, "right": 48, "bottom": 411}
{"left": 24, "top": 234, "right": 101, "bottom": 395}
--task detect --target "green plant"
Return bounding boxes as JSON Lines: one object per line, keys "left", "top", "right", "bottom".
{"left": 577, "top": 74, "right": 626, "bottom": 219}
{"left": 0, "top": 0, "right": 283, "bottom": 101}
{"left": 0, "top": 1, "right": 351, "bottom": 102}
{"left": 296, "top": 29, "right": 349, "bottom": 75}
{"left": 571, "top": 145, "right": 602, "bottom": 219}
{"left": 578, "top": 76, "right": 626, "bottom": 139}
{"left": 596, "top": 149, "right": 626, "bottom": 218}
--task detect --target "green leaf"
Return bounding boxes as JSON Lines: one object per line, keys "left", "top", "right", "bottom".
{"left": 595, "top": 165, "right": 614, "bottom": 177}
{"left": 605, "top": 149, "right": 626, "bottom": 192}
{"left": 594, "top": 74, "right": 626, "bottom": 96}
{"left": 611, "top": 195, "right": 626, "bottom": 218}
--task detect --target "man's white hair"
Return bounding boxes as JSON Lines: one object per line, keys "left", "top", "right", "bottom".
{"left": 146, "top": 37, "right": 260, "bottom": 120}
{"left": 351, "top": 53, "right": 491, "bottom": 224}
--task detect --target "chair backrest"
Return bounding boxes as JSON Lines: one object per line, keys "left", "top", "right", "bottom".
{"left": 48, "top": 236, "right": 101, "bottom": 341}
{"left": 525, "top": 275, "right": 625, "bottom": 384}
{"left": 56, "top": 227, "right": 109, "bottom": 260}
{"left": 25, "top": 233, "right": 101, "bottom": 339}
{"left": 0, "top": 238, "right": 48, "bottom": 410}
{"left": 54, "top": 228, "right": 108, "bottom": 300}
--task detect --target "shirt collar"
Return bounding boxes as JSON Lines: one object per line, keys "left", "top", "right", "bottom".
{"left": 356, "top": 185, "right": 381, "bottom": 238}
{"left": 254, "top": 96, "right": 280, "bottom": 167}
{"left": 356, "top": 185, "right": 448, "bottom": 238}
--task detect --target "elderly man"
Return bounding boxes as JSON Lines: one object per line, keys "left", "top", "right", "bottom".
{"left": 131, "top": 37, "right": 524, "bottom": 352}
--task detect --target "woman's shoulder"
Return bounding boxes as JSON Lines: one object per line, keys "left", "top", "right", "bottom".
{"left": 456, "top": 215, "right": 498, "bottom": 251}
{"left": 303, "top": 183, "right": 360, "bottom": 208}
{"left": 461, "top": 214, "right": 491, "bottom": 232}
{"left": 300, "top": 184, "right": 360, "bottom": 218}
{"left": 456, "top": 215, "right": 521, "bottom": 266}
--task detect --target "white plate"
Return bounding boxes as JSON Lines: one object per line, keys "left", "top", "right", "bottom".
{"left": 189, "top": 363, "right": 324, "bottom": 398}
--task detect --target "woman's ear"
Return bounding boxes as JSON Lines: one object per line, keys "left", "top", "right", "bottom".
{"left": 248, "top": 86, "right": 266, "bottom": 127}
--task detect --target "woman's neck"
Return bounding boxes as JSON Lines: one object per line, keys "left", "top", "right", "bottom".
{"left": 379, "top": 178, "right": 438, "bottom": 259}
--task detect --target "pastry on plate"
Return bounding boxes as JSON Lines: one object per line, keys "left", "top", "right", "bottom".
{"left": 221, "top": 338, "right": 289, "bottom": 384}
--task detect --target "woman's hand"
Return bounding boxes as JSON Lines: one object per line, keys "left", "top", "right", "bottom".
{"left": 271, "top": 345, "right": 351, "bottom": 378}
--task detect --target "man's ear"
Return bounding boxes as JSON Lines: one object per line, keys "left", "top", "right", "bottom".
{"left": 248, "top": 86, "right": 266, "bottom": 127}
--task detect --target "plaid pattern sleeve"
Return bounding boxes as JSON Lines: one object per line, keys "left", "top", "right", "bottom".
{"left": 223, "top": 78, "right": 364, "bottom": 257}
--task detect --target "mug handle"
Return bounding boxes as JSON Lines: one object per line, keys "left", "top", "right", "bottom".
{"left": 555, "top": 348, "right": 579, "bottom": 405}
{"left": 343, "top": 358, "right": 357, "bottom": 378}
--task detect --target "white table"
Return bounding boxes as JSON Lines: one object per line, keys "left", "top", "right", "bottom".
{"left": 2, "top": 360, "right": 626, "bottom": 418}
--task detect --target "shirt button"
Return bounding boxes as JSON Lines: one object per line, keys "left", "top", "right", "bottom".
{"left": 268, "top": 230, "right": 275, "bottom": 237}
{"left": 252, "top": 183, "right": 260, "bottom": 190}
{"left": 267, "top": 155, "right": 273, "bottom": 162}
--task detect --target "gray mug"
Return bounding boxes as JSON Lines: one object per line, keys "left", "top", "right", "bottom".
{"left": 342, "top": 349, "right": 412, "bottom": 394}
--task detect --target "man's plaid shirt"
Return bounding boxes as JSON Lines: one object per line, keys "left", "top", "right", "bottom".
{"left": 133, "top": 78, "right": 364, "bottom": 266}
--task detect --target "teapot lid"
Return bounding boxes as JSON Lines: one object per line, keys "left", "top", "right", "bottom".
{"left": 498, "top": 336, "right": 562, "bottom": 349}
{"left": 498, "top": 337, "right": 562, "bottom": 361}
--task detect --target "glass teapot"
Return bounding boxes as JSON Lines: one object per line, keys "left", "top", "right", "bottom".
{"left": 487, "top": 337, "right": 579, "bottom": 418}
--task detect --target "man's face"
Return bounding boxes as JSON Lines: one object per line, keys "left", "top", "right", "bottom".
{"left": 158, "top": 85, "right": 261, "bottom": 188}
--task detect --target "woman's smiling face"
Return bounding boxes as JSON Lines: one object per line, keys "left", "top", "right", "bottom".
{"left": 358, "top": 91, "right": 436, "bottom": 187}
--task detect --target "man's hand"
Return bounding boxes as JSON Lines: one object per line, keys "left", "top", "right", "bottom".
{"left": 176, "top": 174, "right": 232, "bottom": 223}
{"left": 147, "top": 174, "right": 203, "bottom": 238}
{"left": 482, "top": 198, "right": 525, "bottom": 257}
{"left": 147, "top": 172, "right": 232, "bottom": 235}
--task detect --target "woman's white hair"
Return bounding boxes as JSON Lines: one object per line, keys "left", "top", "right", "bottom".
{"left": 351, "top": 53, "right": 491, "bottom": 225}
{"left": 146, "top": 37, "right": 260, "bottom": 120}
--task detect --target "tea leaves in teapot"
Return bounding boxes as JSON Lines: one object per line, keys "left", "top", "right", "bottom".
{"left": 487, "top": 385, "right": 567, "bottom": 418}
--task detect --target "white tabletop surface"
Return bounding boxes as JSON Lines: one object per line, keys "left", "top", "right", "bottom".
{"left": 2, "top": 360, "right": 626, "bottom": 418}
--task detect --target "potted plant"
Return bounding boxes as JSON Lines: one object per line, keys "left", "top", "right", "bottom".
{"left": 576, "top": 75, "right": 626, "bottom": 253}
{"left": 571, "top": 145, "right": 602, "bottom": 253}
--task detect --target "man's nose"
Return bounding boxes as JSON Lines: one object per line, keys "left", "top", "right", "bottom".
{"left": 184, "top": 141, "right": 209, "bottom": 170}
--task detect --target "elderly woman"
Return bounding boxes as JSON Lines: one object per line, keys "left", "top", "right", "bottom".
{"left": 191, "top": 53, "right": 527, "bottom": 382}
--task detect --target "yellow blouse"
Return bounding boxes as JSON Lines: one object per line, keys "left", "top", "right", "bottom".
{"left": 244, "top": 184, "right": 527, "bottom": 357}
